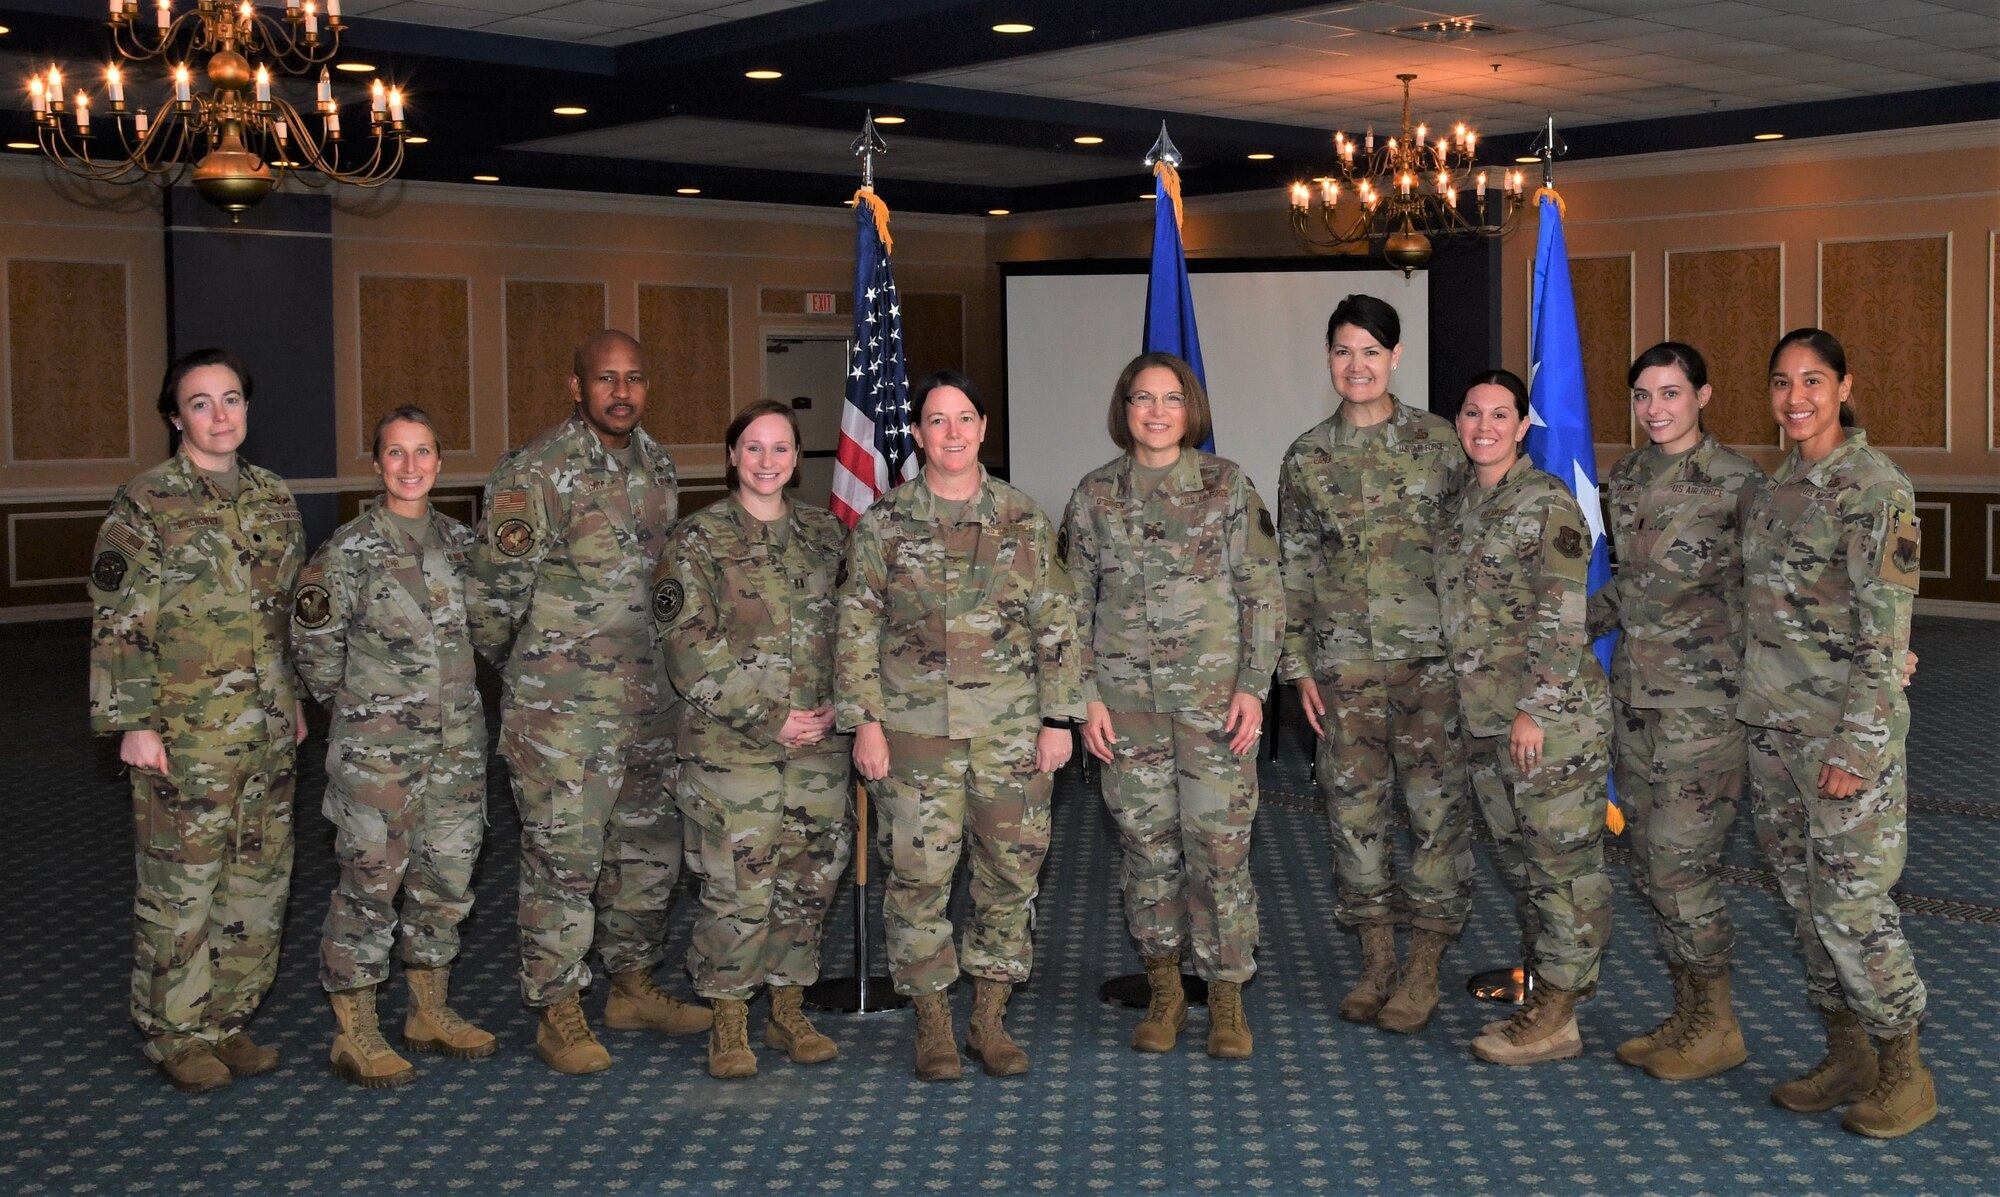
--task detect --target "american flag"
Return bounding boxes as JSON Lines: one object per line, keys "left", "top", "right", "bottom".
{"left": 830, "top": 190, "right": 917, "bottom": 527}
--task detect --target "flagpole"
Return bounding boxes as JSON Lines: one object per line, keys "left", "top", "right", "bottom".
{"left": 806, "top": 111, "right": 911, "bottom": 1017}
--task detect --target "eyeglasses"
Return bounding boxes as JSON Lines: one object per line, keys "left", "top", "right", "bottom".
{"left": 1124, "top": 391, "right": 1187, "bottom": 410}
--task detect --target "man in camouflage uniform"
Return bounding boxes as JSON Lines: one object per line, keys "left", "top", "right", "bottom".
{"left": 470, "top": 329, "right": 707, "bottom": 1075}
{"left": 293, "top": 440, "right": 494, "bottom": 1087}
{"left": 88, "top": 348, "right": 305, "bottom": 1092}
{"left": 1438, "top": 444, "right": 1613, "bottom": 1067}
{"left": 1276, "top": 295, "right": 1472, "bottom": 1034}
{"left": 655, "top": 459, "right": 854, "bottom": 1078}
{"left": 1741, "top": 341, "right": 1932, "bottom": 1137}
{"left": 1590, "top": 378, "right": 1765, "bottom": 1081}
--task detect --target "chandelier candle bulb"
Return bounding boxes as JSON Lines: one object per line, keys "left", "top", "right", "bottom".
{"left": 29, "top": 77, "right": 45, "bottom": 116}
{"left": 326, "top": 108, "right": 339, "bottom": 139}
{"left": 304, "top": 1, "right": 316, "bottom": 37}
{"left": 133, "top": 107, "right": 148, "bottom": 135}
{"left": 369, "top": 79, "right": 384, "bottom": 116}
{"left": 173, "top": 65, "right": 190, "bottom": 105}
{"left": 74, "top": 92, "right": 89, "bottom": 134}
{"left": 326, "top": 0, "right": 339, "bottom": 20}
{"left": 316, "top": 66, "right": 330, "bottom": 106}
{"left": 387, "top": 87, "right": 402, "bottom": 124}
{"left": 1290, "top": 182, "right": 1308, "bottom": 211}
{"left": 1365, "top": 126, "right": 1374, "bottom": 152}
{"left": 273, "top": 117, "right": 285, "bottom": 142}
{"left": 254, "top": 65, "right": 269, "bottom": 104}
{"left": 1322, "top": 178, "right": 1337, "bottom": 205}
{"left": 107, "top": 65, "right": 123, "bottom": 107}
{"left": 157, "top": 0, "right": 169, "bottom": 31}
{"left": 286, "top": 0, "right": 297, "bottom": 10}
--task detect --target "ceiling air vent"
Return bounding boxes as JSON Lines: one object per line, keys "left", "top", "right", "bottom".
{"left": 1384, "top": 18, "right": 1504, "bottom": 43}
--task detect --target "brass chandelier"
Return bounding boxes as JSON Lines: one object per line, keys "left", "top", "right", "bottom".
{"left": 1287, "top": 74, "right": 1532, "bottom": 276}
{"left": 26, "top": 1, "right": 411, "bottom": 220}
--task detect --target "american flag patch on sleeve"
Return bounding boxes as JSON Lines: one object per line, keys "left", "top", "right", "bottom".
{"left": 489, "top": 491, "right": 530, "bottom": 518}
{"left": 102, "top": 521, "right": 146, "bottom": 558}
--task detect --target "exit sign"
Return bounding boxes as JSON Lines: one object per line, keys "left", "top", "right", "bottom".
{"left": 806, "top": 291, "right": 837, "bottom": 314}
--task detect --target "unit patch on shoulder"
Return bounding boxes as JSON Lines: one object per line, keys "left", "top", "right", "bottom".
{"left": 91, "top": 550, "right": 128, "bottom": 592}
{"left": 1878, "top": 505, "right": 1921, "bottom": 591}
{"left": 494, "top": 519, "right": 536, "bottom": 558}
{"left": 293, "top": 583, "right": 333, "bottom": 629}
{"left": 653, "top": 577, "right": 686, "bottom": 625}
{"left": 1544, "top": 515, "right": 1590, "bottom": 584}
{"left": 1056, "top": 524, "right": 1071, "bottom": 567}
{"left": 1258, "top": 507, "right": 1276, "bottom": 539}
{"left": 1554, "top": 524, "right": 1584, "bottom": 559}
{"left": 835, "top": 559, "right": 850, "bottom": 590}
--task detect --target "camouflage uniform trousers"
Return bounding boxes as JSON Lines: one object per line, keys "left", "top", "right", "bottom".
{"left": 874, "top": 726, "right": 1052, "bottom": 996}
{"left": 319, "top": 729, "right": 486, "bottom": 993}
{"left": 1614, "top": 700, "right": 1743, "bottom": 972}
{"left": 503, "top": 707, "right": 681, "bottom": 1006}
{"left": 1099, "top": 709, "right": 1259, "bottom": 982}
{"left": 1748, "top": 725, "right": 1926, "bottom": 1036}
{"left": 128, "top": 738, "right": 296, "bottom": 1057}
{"left": 1464, "top": 718, "right": 1613, "bottom": 993}
{"left": 676, "top": 751, "right": 855, "bottom": 1001}
{"left": 1315, "top": 656, "right": 1474, "bottom": 933}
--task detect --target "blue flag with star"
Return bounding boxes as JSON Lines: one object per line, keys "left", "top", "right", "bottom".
{"left": 1523, "top": 191, "right": 1622, "bottom": 831}
{"left": 1143, "top": 161, "right": 1213, "bottom": 451}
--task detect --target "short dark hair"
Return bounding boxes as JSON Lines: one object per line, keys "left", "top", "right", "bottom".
{"left": 371, "top": 405, "right": 441, "bottom": 460}
{"left": 724, "top": 398, "right": 804, "bottom": 491}
{"left": 570, "top": 329, "right": 645, "bottom": 381}
{"left": 1325, "top": 293, "right": 1401, "bottom": 351}
{"left": 1460, "top": 368, "right": 1530, "bottom": 418}
{"left": 157, "top": 348, "right": 252, "bottom": 423}
{"left": 912, "top": 368, "right": 983, "bottom": 420}
{"left": 1628, "top": 341, "right": 1709, "bottom": 390}
{"left": 1107, "top": 351, "right": 1212, "bottom": 453}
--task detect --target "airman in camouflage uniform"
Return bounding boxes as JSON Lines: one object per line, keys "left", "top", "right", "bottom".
{"left": 469, "top": 330, "right": 705, "bottom": 1074}
{"left": 657, "top": 487, "right": 854, "bottom": 1077}
{"left": 294, "top": 473, "right": 494, "bottom": 1086}
{"left": 1591, "top": 409, "right": 1764, "bottom": 1080}
{"left": 89, "top": 349, "right": 304, "bottom": 1092}
{"left": 1742, "top": 328, "right": 1933, "bottom": 1138}
{"left": 1438, "top": 449, "right": 1613, "bottom": 1066}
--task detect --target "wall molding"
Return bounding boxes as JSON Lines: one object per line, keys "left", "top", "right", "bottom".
{"left": 1916, "top": 597, "right": 2000, "bottom": 621}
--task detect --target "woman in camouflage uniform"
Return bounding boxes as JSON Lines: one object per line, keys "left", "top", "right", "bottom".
{"left": 1743, "top": 328, "right": 1934, "bottom": 1138}
{"left": 87, "top": 349, "right": 306, "bottom": 1093}
{"left": 654, "top": 399, "right": 853, "bottom": 1079}
{"left": 293, "top": 407, "right": 494, "bottom": 1088}
{"left": 1588, "top": 344, "right": 1763, "bottom": 1082}
{"left": 1063, "top": 352, "right": 1282, "bottom": 1059}
{"left": 837, "top": 370, "right": 1082, "bottom": 1082}
{"left": 1437, "top": 370, "right": 1614, "bottom": 1067}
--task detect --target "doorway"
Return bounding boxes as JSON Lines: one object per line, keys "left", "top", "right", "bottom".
{"left": 763, "top": 333, "right": 851, "bottom": 510}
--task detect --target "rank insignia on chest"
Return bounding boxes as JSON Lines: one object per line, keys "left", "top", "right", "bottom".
{"left": 494, "top": 519, "right": 536, "bottom": 558}
{"left": 293, "top": 583, "right": 333, "bottom": 629}
{"left": 654, "top": 577, "right": 685, "bottom": 624}
{"left": 91, "top": 549, "right": 128, "bottom": 592}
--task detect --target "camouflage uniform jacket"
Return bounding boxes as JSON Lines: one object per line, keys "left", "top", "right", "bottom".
{"left": 1437, "top": 457, "right": 1609, "bottom": 738}
{"left": 291, "top": 504, "right": 484, "bottom": 751}
{"left": 469, "top": 413, "right": 679, "bottom": 729}
{"left": 1588, "top": 433, "right": 1764, "bottom": 708}
{"left": 1277, "top": 398, "right": 1466, "bottom": 679}
{"left": 836, "top": 470, "right": 1083, "bottom": 738}
{"left": 1739, "top": 430, "right": 1917, "bottom": 780}
{"left": 88, "top": 453, "right": 305, "bottom": 745}
{"left": 1061, "top": 449, "right": 1283, "bottom": 713}
{"left": 656, "top": 498, "right": 852, "bottom": 764}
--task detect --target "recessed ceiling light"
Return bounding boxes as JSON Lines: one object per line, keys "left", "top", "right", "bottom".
{"left": 405, "top": 135, "right": 429, "bottom": 145}
{"left": 987, "top": 208, "right": 1011, "bottom": 216}
{"left": 472, "top": 174, "right": 500, "bottom": 182}
{"left": 1246, "top": 152, "right": 1275, "bottom": 161}
{"left": 744, "top": 69, "right": 783, "bottom": 80}
{"left": 271, "top": 159, "right": 300, "bottom": 167}
{"left": 676, "top": 187, "right": 701, "bottom": 195}
{"left": 1514, "top": 155, "right": 1539, "bottom": 163}
{"left": 0, "top": 24, "right": 14, "bottom": 35}
{"left": 1140, "top": 192, "right": 1157, "bottom": 200}
{"left": 1073, "top": 135, "right": 1104, "bottom": 146}
{"left": 873, "top": 115, "right": 906, "bottom": 125}
{"left": 553, "top": 105, "right": 587, "bottom": 116}
{"left": 1754, "top": 132, "right": 1784, "bottom": 140}
{"left": 336, "top": 62, "right": 375, "bottom": 73}
{"left": 7, "top": 141, "right": 37, "bottom": 151}
{"left": 992, "top": 23, "right": 1034, "bottom": 34}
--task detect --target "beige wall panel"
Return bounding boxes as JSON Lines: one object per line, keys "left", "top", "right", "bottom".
{"left": 1819, "top": 237, "right": 1948, "bottom": 449}
{"left": 638, "top": 284, "right": 731, "bottom": 448}
{"left": 358, "top": 276, "right": 472, "bottom": 454}
{"left": 504, "top": 280, "right": 607, "bottom": 448}
{"left": 7, "top": 260, "right": 130, "bottom": 463}
{"left": 1571, "top": 256, "right": 1634, "bottom": 447}
{"left": 902, "top": 292, "right": 966, "bottom": 379}
{"left": 1667, "top": 247, "right": 1783, "bottom": 449}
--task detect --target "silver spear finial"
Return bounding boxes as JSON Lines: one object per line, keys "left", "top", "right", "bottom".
{"left": 851, "top": 111, "right": 890, "bottom": 190}
{"left": 1143, "top": 122, "right": 1182, "bottom": 170}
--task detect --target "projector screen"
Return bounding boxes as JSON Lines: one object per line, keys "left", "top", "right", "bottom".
{"left": 1002, "top": 264, "right": 1430, "bottom": 520}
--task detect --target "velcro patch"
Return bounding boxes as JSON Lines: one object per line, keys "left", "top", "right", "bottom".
{"left": 494, "top": 518, "right": 536, "bottom": 558}
{"left": 835, "top": 559, "right": 850, "bottom": 590}
{"left": 653, "top": 577, "right": 685, "bottom": 625}
{"left": 1257, "top": 507, "right": 1276, "bottom": 539}
{"left": 293, "top": 583, "right": 333, "bottom": 629}
{"left": 1056, "top": 525, "right": 1071, "bottom": 567}
{"left": 489, "top": 491, "right": 530, "bottom": 518}
{"left": 299, "top": 561, "right": 327, "bottom": 586}
{"left": 1878, "top": 506, "right": 1920, "bottom": 591}
{"left": 91, "top": 550, "right": 128, "bottom": 592}
{"left": 1545, "top": 514, "right": 1590, "bottom": 584}
{"left": 102, "top": 521, "right": 146, "bottom": 559}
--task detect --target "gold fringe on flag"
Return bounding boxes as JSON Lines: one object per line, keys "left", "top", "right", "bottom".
{"left": 1153, "top": 160, "right": 1185, "bottom": 233}
{"left": 1530, "top": 184, "right": 1565, "bottom": 218}
{"left": 853, "top": 187, "right": 893, "bottom": 256}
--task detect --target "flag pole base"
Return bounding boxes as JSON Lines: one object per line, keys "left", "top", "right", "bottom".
{"left": 804, "top": 976, "right": 909, "bottom": 1015}
{"left": 1466, "top": 965, "right": 1534, "bottom": 1004}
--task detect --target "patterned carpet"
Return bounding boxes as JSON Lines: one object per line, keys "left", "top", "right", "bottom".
{"left": 2, "top": 617, "right": 1995, "bottom": 1196}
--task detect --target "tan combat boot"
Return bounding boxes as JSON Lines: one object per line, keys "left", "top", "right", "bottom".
{"left": 1131, "top": 953, "right": 1188, "bottom": 1053}
{"left": 1646, "top": 968, "right": 1748, "bottom": 1081}
{"left": 1376, "top": 929, "right": 1451, "bottom": 1034}
{"left": 403, "top": 964, "right": 497, "bottom": 1060}
{"left": 912, "top": 990, "right": 962, "bottom": 1082}
{"left": 1339, "top": 923, "right": 1399, "bottom": 1023}
{"left": 764, "top": 984, "right": 837, "bottom": 1064}
{"left": 1843, "top": 1027, "right": 1938, "bottom": 1138}
{"left": 707, "top": 998, "right": 757, "bottom": 1079}
{"left": 966, "top": 979, "right": 1029, "bottom": 1076}
{"left": 1206, "top": 980, "right": 1254, "bottom": 1058}
{"left": 1772, "top": 1005, "right": 1878, "bottom": 1113}
{"left": 329, "top": 986, "right": 416, "bottom": 1088}
{"left": 153, "top": 1036, "right": 232, "bottom": 1094}
{"left": 604, "top": 968, "right": 712, "bottom": 1035}
{"left": 1616, "top": 963, "right": 1698, "bottom": 1068}
{"left": 212, "top": 1030, "right": 280, "bottom": 1078}
{"left": 1471, "top": 980, "right": 1583, "bottom": 1066}
{"left": 536, "top": 992, "right": 612, "bottom": 1075}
